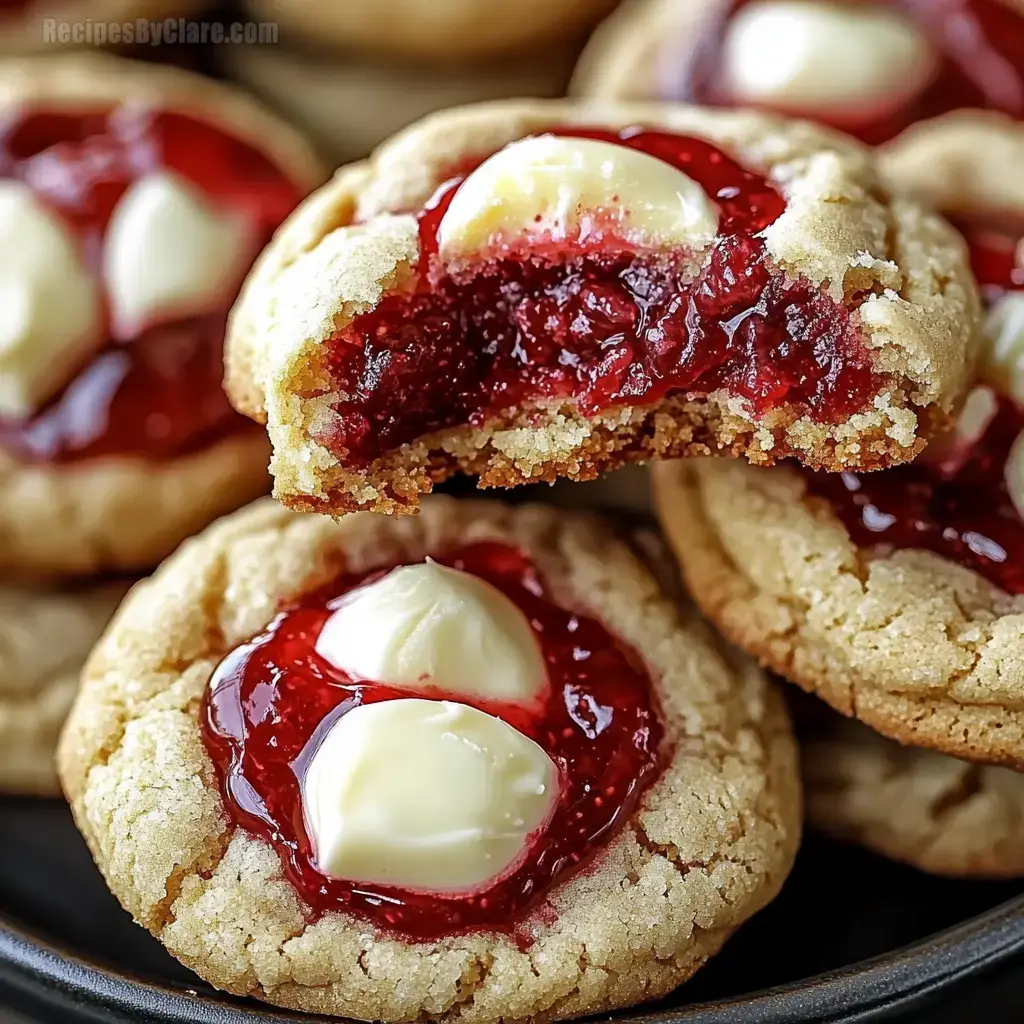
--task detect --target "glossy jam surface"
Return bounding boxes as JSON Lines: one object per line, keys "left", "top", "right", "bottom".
{"left": 203, "top": 541, "right": 663, "bottom": 940}
{"left": 322, "top": 128, "right": 879, "bottom": 466}
{"left": 663, "top": 0, "right": 1024, "bottom": 144}
{"left": 0, "top": 108, "right": 302, "bottom": 462}
{"left": 806, "top": 229, "right": 1024, "bottom": 593}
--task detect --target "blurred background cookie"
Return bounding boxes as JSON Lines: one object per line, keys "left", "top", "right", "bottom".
{"left": 0, "top": 0, "right": 206, "bottom": 55}
{"left": 220, "top": 42, "right": 579, "bottom": 164}
{"left": 244, "top": 0, "right": 618, "bottom": 62}
{"left": 802, "top": 706, "right": 1024, "bottom": 879}
{"left": 572, "top": 0, "right": 1024, "bottom": 143}
{"left": 0, "top": 581, "right": 126, "bottom": 795}
{"left": 0, "top": 53, "right": 323, "bottom": 577}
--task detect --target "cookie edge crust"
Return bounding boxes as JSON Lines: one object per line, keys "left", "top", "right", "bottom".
{"left": 803, "top": 713, "right": 1024, "bottom": 878}
{"left": 653, "top": 459, "right": 1024, "bottom": 769}
{"left": 0, "top": 580, "right": 126, "bottom": 795}
{"left": 59, "top": 495, "right": 801, "bottom": 1022}
{"left": 225, "top": 98, "right": 979, "bottom": 514}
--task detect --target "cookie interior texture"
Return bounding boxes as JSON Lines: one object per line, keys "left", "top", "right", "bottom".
{"left": 653, "top": 458, "right": 1024, "bottom": 769}
{"left": 58, "top": 496, "right": 800, "bottom": 1022}
{"left": 802, "top": 707, "right": 1024, "bottom": 878}
{"left": 226, "top": 100, "right": 978, "bottom": 516}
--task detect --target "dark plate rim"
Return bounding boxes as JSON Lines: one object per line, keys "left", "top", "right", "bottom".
{"left": 1, "top": 893, "right": 1023, "bottom": 1024}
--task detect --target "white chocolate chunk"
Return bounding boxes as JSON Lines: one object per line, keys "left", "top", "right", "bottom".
{"left": 436, "top": 134, "right": 720, "bottom": 260}
{"left": 103, "top": 170, "right": 250, "bottom": 338}
{"left": 1006, "top": 428, "right": 1024, "bottom": 521}
{"left": 721, "top": 1, "right": 936, "bottom": 120}
{"left": 0, "top": 182, "right": 101, "bottom": 418}
{"left": 301, "top": 698, "right": 558, "bottom": 891}
{"left": 316, "top": 561, "right": 546, "bottom": 703}
{"left": 984, "top": 291, "right": 1024, "bottom": 404}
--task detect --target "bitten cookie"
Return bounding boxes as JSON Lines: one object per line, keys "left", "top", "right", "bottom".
{"left": 59, "top": 496, "right": 800, "bottom": 1022}
{"left": 0, "top": 581, "right": 125, "bottom": 795}
{"left": 244, "top": 0, "right": 617, "bottom": 62}
{"left": 802, "top": 706, "right": 1024, "bottom": 879}
{"left": 226, "top": 99, "right": 978, "bottom": 516}
{"left": 0, "top": 54, "right": 323, "bottom": 578}
{"left": 653, "top": 113, "right": 1024, "bottom": 769}
{"left": 572, "top": 0, "right": 1024, "bottom": 144}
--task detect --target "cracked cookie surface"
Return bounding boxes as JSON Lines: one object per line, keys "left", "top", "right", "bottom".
{"left": 0, "top": 581, "right": 125, "bottom": 795}
{"left": 58, "top": 496, "right": 800, "bottom": 1022}
{"left": 0, "top": 55, "right": 324, "bottom": 578}
{"left": 654, "top": 459, "right": 1024, "bottom": 767}
{"left": 802, "top": 704, "right": 1024, "bottom": 878}
{"left": 226, "top": 99, "right": 979, "bottom": 516}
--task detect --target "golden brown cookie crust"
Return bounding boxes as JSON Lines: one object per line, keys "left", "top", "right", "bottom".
{"left": 59, "top": 496, "right": 800, "bottom": 1022}
{"left": 245, "top": 0, "right": 617, "bottom": 62}
{"left": 654, "top": 458, "right": 1024, "bottom": 768}
{"left": 226, "top": 99, "right": 979, "bottom": 516}
{"left": 0, "top": 54, "right": 325, "bottom": 577}
{"left": 0, "top": 581, "right": 125, "bottom": 795}
{"left": 803, "top": 710, "right": 1024, "bottom": 878}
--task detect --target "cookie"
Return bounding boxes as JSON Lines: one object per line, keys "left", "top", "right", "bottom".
{"left": 0, "top": 0, "right": 205, "bottom": 55}
{"left": 220, "top": 42, "right": 578, "bottom": 165}
{"left": 653, "top": 113, "right": 1024, "bottom": 768}
{"left": 244, "top": 0, "right": 617, "bottom": 63}
{"left": 0, "top": 54, "right": 324, "bottom": 578}
{"left": 802, "top": 706, "right": 1024, "bottom": 878}
{"left": 225, "top": 99, "right": 978, "bottom": 516}
{"left": 0, "top": 581, "right": 125, "bottom": 795}
{"left": 59, "top": 496, "right": 800, "bottom": 1021}
{"left": 572, "top": 0, "right": 1024, "bottom": 144}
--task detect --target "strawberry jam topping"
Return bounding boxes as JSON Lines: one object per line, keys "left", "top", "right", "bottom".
{"left": 662, "top": 0, "right": 1024, "bottom": 145}
{"left": 806, "top": 229, "right": 1024, "bottom": 593}
{"left": 321, "top": 128, "right": 881, "bottom": 467}
{"left": 202, "top": 541, "right": 663, "bottom": 941}
{"left": 0, "top": 108, "right": 303, "bottom": 463}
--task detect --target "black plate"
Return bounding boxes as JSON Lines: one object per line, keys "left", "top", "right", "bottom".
{"left": 0, "top": 798, "right": 1022, "bottom": 1023}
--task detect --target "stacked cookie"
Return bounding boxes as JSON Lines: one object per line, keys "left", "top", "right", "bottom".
{"left": 52, "top": 68, "right": 993, "bottom": 1018}
{"left": 0, "top": 53, "right": 322, "bottom": 794}
{"left": 565, "top": 0, "right": 1024, "bottom": 881}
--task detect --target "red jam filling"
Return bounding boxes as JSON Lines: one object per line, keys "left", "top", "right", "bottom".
{"left": 321, "top": 128, "right": 881, "bottom": 467}
{"left": 0, "top": 108, "right": 303, "bottom": 462}
{"left": 662, "top": 0, "right": 1024, "bottom": 145}
{"left": 202, "top": 541, "right": 663, "bottom": 941}
{"left": 805, "top": 229, "right": 1024, "bottom": 593}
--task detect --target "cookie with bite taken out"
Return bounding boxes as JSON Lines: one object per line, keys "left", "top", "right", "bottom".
{"left": 225, "top": 100, "right": 979, "bottom": 516}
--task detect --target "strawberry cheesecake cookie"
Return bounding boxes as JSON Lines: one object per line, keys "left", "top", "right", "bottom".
{"left": 573, "top": 0, "right": 1024, "bottom": 144}
{"left": 59, "top": 496, "right": 800, "bottom": 1020}
{"left": 654, "top": 113, "right": 1024, "bottom": 768}
{"left": 244, "top": 0, "right": 617, "bottom": 63}
{"left": 802, "top": 706, "right": 1024, "bottom": 878}
{"left": 226, "top": 100, "right": 978, "bottom": 516}
{"left": 0, "top": 580, "right": 126, "bottom": 794}
{"left": 0, "top": 55, "right": 323, "bottom": 577}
